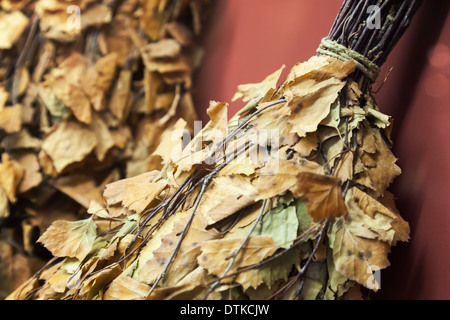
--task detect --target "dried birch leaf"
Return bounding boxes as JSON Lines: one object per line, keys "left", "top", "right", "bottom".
{"left": 290, "top": 172, "right": 348, "bottom": 221}
{"left": 37, "top": 217, "right": 97, "bottom": 262}
{"left": 142, "top": 39, "right": 181, "bottom": 59}
{"left": 198, "top": 175, "right": 259, "bottom": 226}
{"left": 355, "top": 126, "right": 401, "bottom": 197}
{"left": 345, "top": 187, "right": 409, "bottom": 245}
{"left": 286, "top": 77, "right": 345, "bottom": 137}
{"left": 153, "top": 119, "right": 187, "bottom": 165}
{"left": 103, "top": 170, "right": 166, "bottom": 215}
{"left": 54, "top": 82, "right": 92, "bottom": 124}
{"left": 229, "top": 201, "right": 298, "bottom": 249}
{"left": 328, "top": 217, "right": 390, "bottom": 291}
{"left": 103, "top": 274, "right": 150, "bottom": 300}
{"left": 0, "top": 11, "right": 29, "bottom": 49}
{"left": 0, "top": 186, "right": 8, "bottom": 219}
{"left": 108, "top": 69, "right": 132, "bottom": 121}
{"left": 253, "top": 158, "right": 323, "bottom": 201}
{"left": 292, "top": 132, "right": 319, "bottom": 157}
{"left": 165, "top": 22, "right": 193, "bottom": 46}
{"left": 137, "top": 209, "right": 220, "bottom": 286}
{"left": 50, "top": 175, "right": 103, "bottom": 209}
{"left": 232, "top": 65, "right": 285, "bottom": 105}
{"left": 0, "top": 153, "right": 24, "bottom": 202}
{"left": 198, "top": 235, "right": 278, "bottom": 288}
{"left": 1, "top": 129, "right": 41, "bottom": 150}
{"left": 41, "top": 120, "right": 97, "bottom": 173}
{"left": 13, "top": 152, "right": 42, "bottom": 194}
{"left": 0, "top": 104, "right": 22, "bottom": 133}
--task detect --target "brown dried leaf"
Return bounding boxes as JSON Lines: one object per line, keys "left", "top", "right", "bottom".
{"left": 164, "top": 22, "right": 193, "bottom": 46}
{"left": 81, "top": 52, "right": 118, "bottom": 112}
{"left": 53, "top": 82, "right": 92, "bottom": 124}
{"left": 13, "top": 152, "right": 42, "bottom": 194}
{"left": 253, "top": 158, "right": 324, "bottom": 201}
{"left": 286, "top": 77, "right": 345, "bottom": 137}
{"left": 292, "top": 132, "right": 319, "bottom": 157}
{"left": 41, "top": 121, "right": 97, "bottom": 173}
{"left": 103, "top": 274, "right": 150, "bottom": 300}
{"left": 147, "top": 283, "right": 205, "bottom": 300}
{"left": 153, "top": 118, "right": 187, "bottom": 165}
{"left": 108, "top": 69, "right": 132, "bottom": 121}
{"left": 345, "top": 187, "right": 410, "bottom": 245}
{"left": 50, "top": 174, "right": 103, "bottom": 209}
{"left": 329, "top": 217, "right": 391, "bottom": 291}
{"left": 103, "top": 170, "right": 166, "bottom": 215}
{"left": 355, "top": 127, "right": 401, "bottom": 197}
{"left": 0, "top": 153, "right": 24, "bottom": 202}
{"left": 36, "top": 2, "right": 112, "bottom": 42}
{"left": 137, "top": 209, "right": 220, "bottom": 286}
{"left": 37, "top": 217, "right": 97, "bottom": 261}
{"left": 142, "top": 39, "right": 181, "bottom": 59}
{"left": 0, "top": 129, "right": 41, "bottom": 150}
{"left": 232, "top": 65, "right": 285, "bottom": 103}
{"left": 198, "top": 175, "right": 259, "bottom": 226}
{"left": 198, "top": 235, "right": 278, "bottom": 287}
{"left": 0, "top": 104, "right": 22, "bottom": 133}
{"left": 290, "top": 172, "right": 348, "bottom": 221}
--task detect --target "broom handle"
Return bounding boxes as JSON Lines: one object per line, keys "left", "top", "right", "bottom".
{"left": 325, "top": 0, "right": 423, "bottom": 89}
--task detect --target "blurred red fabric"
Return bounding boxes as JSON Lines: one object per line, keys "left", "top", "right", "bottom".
{"left": 193, "top": 0, "right": 450, "bottom": 299}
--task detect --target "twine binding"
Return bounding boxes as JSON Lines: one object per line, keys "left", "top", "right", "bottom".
{"left": 317, "top": 37, "right": 380, "bottom": 83}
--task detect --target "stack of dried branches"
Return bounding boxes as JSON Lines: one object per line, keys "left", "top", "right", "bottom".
{"left": 0, "top": 0, "right": 208, "bottom": 298}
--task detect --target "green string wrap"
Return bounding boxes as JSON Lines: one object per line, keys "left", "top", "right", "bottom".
{"left": 316, "top": 37, "right": 380, "bottom": 83}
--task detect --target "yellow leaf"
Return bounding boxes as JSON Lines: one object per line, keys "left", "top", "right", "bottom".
{"left": 103, "top": 170, "right": 167, "bottom": 215}
{"left": 232, "top": 65, "right": 285, "bottom": 103}
{"left": 50, "top": 174, "right": 103, "bottom": 209}
{"left": 37, "top": 217, "right": 97, "bottom": 261}
{"left": 0, "top": 11, "right": 29, "bottom": 49}
{"left": 286, "top": 77, "right": 345, "bottom": 137}
{"left": 253, "top": 158, "right": 323, "bottom": 201}
{"left": 41, "top": 120, "right": 97, "bottom": 173}
{"left": 137, "top": 209, "right": 220, "bottom": 286}
{"left": 0, "top": 153, "right": 24, "bottom": 202}
{"left": 13, "top": 152, "right": 42, "bottom": 194}
{"left": 198, "top": 235, "right": 278, "bottom": 289}
{"left": 103, "top": 274, "right": 150, "bottom": 300}
{"left": 0, "top": 104, "right": 22, "bottom": 133}
{"left": 198, "top": 175, "right": 259, "bottom": 226}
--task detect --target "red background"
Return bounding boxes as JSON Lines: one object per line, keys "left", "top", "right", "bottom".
{"left": 193, "top": 0, "right": 450, "bottom": 299}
